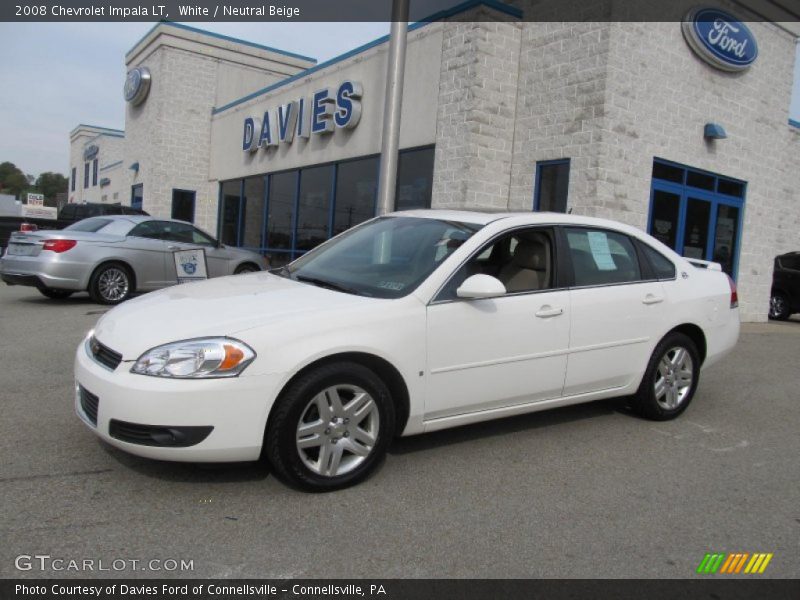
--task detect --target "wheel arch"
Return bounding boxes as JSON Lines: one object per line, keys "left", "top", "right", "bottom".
{"left": 88, "top": 259, "right": 137, "bottom": 292}
{"left": 666, "top": 323, "right": 707, "bottom": 365}
{"left": 266, "top": 351, "right": 411, "bottom": 439}
{"left": 235, "top": 261, "right": 261, "bottom": 273}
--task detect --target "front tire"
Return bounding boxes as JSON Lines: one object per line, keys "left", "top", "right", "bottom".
{"left": 38, "top": 288, "right": 74, "bottom": 300}
{"left": 265, "top": 361, "right": 395, "bottom": 492}
{"left": 769, "top": 291, "right": 790, "bottom": 320}
{"left": 632, "top": 332, "right": 699, "bottom": 421}
{"left": 89, "top": 263, "right": 132, "bottom": 305}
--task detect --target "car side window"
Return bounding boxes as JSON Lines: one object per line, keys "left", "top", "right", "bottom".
{"left": 436, "top": 228, "right": 555, "bottom": 301}
{"left": 129, "top": 221, "right": 167, "bottom": 240}
{"left": 779, "top": 255, "right": 800, "bottom": 272}
{"left": 190, "top": 227, "right": 217, "bottom": 246}
{"left": 60, "top": 205, "right": 76, "bottom": 219}
{"left": 641, "top": 244, "right": 676, "bottom": 280}
{"left": 565, "top": 228, "right": 642, "bottom": 287}
{"left": 74, "top": 205, "right": 89, "bottom": 219}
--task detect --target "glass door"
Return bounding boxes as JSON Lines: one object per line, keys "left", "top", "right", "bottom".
{"left": 648, "top": 160, "right": 745, "bottom": 280}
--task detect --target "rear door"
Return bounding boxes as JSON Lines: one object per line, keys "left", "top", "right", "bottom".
{"left": 124, "top": 221, "right": 172, "bottom": 289}
{"left": 561, "top": 227, "right": 668, "bottom": 397}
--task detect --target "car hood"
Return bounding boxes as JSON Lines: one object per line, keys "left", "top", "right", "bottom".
{"left": 93, "top": 272, "right": 375, "bottom": 359}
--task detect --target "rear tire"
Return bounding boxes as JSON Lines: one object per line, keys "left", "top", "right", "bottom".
{"left": 234, "top": 263, "right": 259, "bottom": 274}
{"left": 265, "top": 361, "right": 394, "bottom": 492}
{"left": 632, "top": 332, "right": 700, "bottom": 421}
{"left": 89, "top": 263, "right": 133, "bottom": 305}
{"left": 38, "top": 288, "right": 74, "bottom": 300}
{"left": 768, "top": 291, "right": 790, "bottom": 320}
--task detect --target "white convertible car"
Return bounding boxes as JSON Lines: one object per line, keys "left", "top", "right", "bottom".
{"left": 75, "top": 210, "right": 739, "bottom": 491}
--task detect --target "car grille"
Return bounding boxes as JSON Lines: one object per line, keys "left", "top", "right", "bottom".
{"left": 89, "top": 336, "right": 122, "bottom": 370}
{"left": 79, "top": 386, "right": 99, "bottom": 426}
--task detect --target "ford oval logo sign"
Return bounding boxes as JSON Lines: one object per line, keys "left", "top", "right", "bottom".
{"left": 682, "top": 7, "right": 758, "bottom": 72}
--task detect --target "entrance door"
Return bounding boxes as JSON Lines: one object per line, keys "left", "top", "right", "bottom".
{"left": 648, "top": 161, "right": 745, "bottom": 279}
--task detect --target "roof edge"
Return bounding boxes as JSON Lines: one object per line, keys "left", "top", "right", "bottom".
{"left": 126, "top": 21, "right": 317, "bottom": 64}
{"left": 211, "top": 0, "right": 521, "bottom": 116}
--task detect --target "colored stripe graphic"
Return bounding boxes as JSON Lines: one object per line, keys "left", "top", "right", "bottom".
{"left": 700, "top": 552, "right": 773, "bottom": 574}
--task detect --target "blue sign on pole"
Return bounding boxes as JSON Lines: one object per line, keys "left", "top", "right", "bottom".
{"left": 682, "top": 8, "right": 758, "bottom": 72}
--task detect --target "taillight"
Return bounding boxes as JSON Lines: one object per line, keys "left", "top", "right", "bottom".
{"left": 42, "top": 239, "right": 77, "bottom": 253}
{"left": 726, "top": 274, "right": 738, "bottom": 309}
{"left": 20, "top": 223, "right": 38, "bottom": 232}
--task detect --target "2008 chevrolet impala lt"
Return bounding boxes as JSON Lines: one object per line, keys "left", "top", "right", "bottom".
{"left": 75, "top": 210, "right": 739, "bottom": 491}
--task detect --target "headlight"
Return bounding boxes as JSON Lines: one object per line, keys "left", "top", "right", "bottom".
{"left": 131, "top": 338, "right": 255, "bottom": 378}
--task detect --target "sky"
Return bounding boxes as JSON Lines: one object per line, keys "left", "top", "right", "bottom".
{"left": 0, "top": 21, "right": 798, "bottom": 178}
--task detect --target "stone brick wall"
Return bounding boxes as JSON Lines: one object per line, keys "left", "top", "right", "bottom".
{"left": 597, "top": 18, "right": 799, "bottom": 321}
{"left": 431, "top": 12, "right": 522, "bottom": 211}
{"left": 435, "top": 10, "right": 797, "bottom": 322}
{"left": 507, "top": 21, "right": 612, "bottom": 213}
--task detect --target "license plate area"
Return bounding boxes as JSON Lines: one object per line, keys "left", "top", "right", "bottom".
{"left": 7, "top": 243, "right": 39, "bottom": 257}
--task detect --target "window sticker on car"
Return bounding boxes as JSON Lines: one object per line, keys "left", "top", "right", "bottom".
{"left": 377, "top": 281, "right": 405, "bottom": 291}
{"left": 587, "top": 231, "right": 616, "bottom": 271}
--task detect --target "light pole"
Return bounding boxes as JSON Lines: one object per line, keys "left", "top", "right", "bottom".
{"left": 375, "top": 0, "right": 410, "bottom": 215}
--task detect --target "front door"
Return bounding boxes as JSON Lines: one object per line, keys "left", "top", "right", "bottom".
{"left": 425, "top": 227, "right": 570, "bottom": 421}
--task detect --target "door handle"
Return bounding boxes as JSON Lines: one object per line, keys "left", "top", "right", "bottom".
{"left": 642, "top": 294, "right": 664, "bottom": 305}
{"left": 535, "top": 306, "right": 564, "bottom": 318}
{"left": 168, "top": 245, "right": 180, "bottom": 250}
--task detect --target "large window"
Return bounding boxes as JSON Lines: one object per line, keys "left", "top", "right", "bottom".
{"left": 534, "top": 159, "right": 570, "bottom": 212}
{"left": 171, "top": 189, "right": 196, "bottom": 223}
{"left": 242, "top": 177, "right": 265, "bottom": 248}
{"left": 219, "top": 146, "right": 434, "bottom": 267}
{"left": 92, "top": 159, "right": 98, "bottom": 187}
{"left": 71, "top": 168, "right": 76, "bottom": 192}
{"left": 219, "top": 180, "right": 241, "bottom": 246}
{"left": 649, "top": 159, "right": 745, "bottom": 278}
{"left": 333, "top": 157, "right": 378, "bottom": 236}
{"left": 296, "top": 165, "right": 334, "bottom": 252}
{"left": 266, "top": 171, "right": 297, "bottom": 255}
{"left": 131, "top": 184, "right": 143, "bottom": 210}
{"left": 83, "top": 163, "right": 90, "bottom": 189}
{"left": 395, "top": 147, "right": 434, "bottom": 211}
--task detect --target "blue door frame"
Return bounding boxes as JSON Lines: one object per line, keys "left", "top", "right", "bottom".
{"left": 648, "top": 163, "right": 745, "bottom": 280}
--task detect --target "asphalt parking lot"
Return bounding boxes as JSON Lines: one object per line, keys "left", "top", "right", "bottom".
{"left": 0, "top": 284, "right": 798, "bottom": 579}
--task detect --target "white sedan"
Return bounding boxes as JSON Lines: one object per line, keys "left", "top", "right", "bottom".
{"left": 74, "top": 210, "right": 740, "bottom": 491}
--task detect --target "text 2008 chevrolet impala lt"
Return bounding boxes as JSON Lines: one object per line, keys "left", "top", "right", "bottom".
{"left": 75, "top": 211, "right": 739, "bottom": 491}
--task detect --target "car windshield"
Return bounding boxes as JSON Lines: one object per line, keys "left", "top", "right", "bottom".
{"left": 282, "top": 216, "right": 482, "bottom": 299}
{"left": 64, "top": 218, "right": 114, "bottom": 232}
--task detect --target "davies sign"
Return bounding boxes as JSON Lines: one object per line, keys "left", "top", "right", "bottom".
{"left": 242, "top": 80, "right": 362, "bottom": 153}
{"left": 682, "top": 7, "right": 758, "bottom": 72}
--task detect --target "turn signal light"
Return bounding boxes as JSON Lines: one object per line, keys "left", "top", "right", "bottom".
{"left": 42, "top": 239, "right": 77, "bottom": 253}
{"left": 19, "top": 223, "right": 38, "bottom": 232}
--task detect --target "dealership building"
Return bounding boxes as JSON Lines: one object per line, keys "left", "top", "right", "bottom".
{"left": 67, "top": 0, "right": 800, "bottom": 321}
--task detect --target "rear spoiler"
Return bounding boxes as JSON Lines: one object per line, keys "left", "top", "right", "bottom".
{"left": 686, "top": 258, "right": 722, "bottom": 271}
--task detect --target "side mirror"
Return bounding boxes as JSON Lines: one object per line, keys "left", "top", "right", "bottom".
{"left": 456, "top": 274, "right": 506, "bottom": 299}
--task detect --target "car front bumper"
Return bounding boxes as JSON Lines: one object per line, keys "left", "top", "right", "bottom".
{"left": 74, "top": 340, "right": 286, "bottom": 462}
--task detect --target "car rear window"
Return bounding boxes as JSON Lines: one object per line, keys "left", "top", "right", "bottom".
{"left": 641, "top": 244, "right": 677, "bottom": 280}
{"left": 64, "top": 218, "right": 113, "bottom": 232}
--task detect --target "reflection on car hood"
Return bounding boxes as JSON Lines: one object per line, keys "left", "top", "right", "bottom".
{"left": 93, "top": 272, "right": 373, "bottom": 359}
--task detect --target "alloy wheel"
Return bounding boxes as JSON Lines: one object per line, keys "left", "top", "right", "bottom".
{"left": 98, "top": 267, "right": 129, "bottom": 302}
{"left": 653, "top": 346, "right": 694, "bottom": 410}
{"left": 769, "top": 294, "right": 787, "bottom": 319}
{"left": 295, "top": 384, "right": 380, "bottom": 477}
